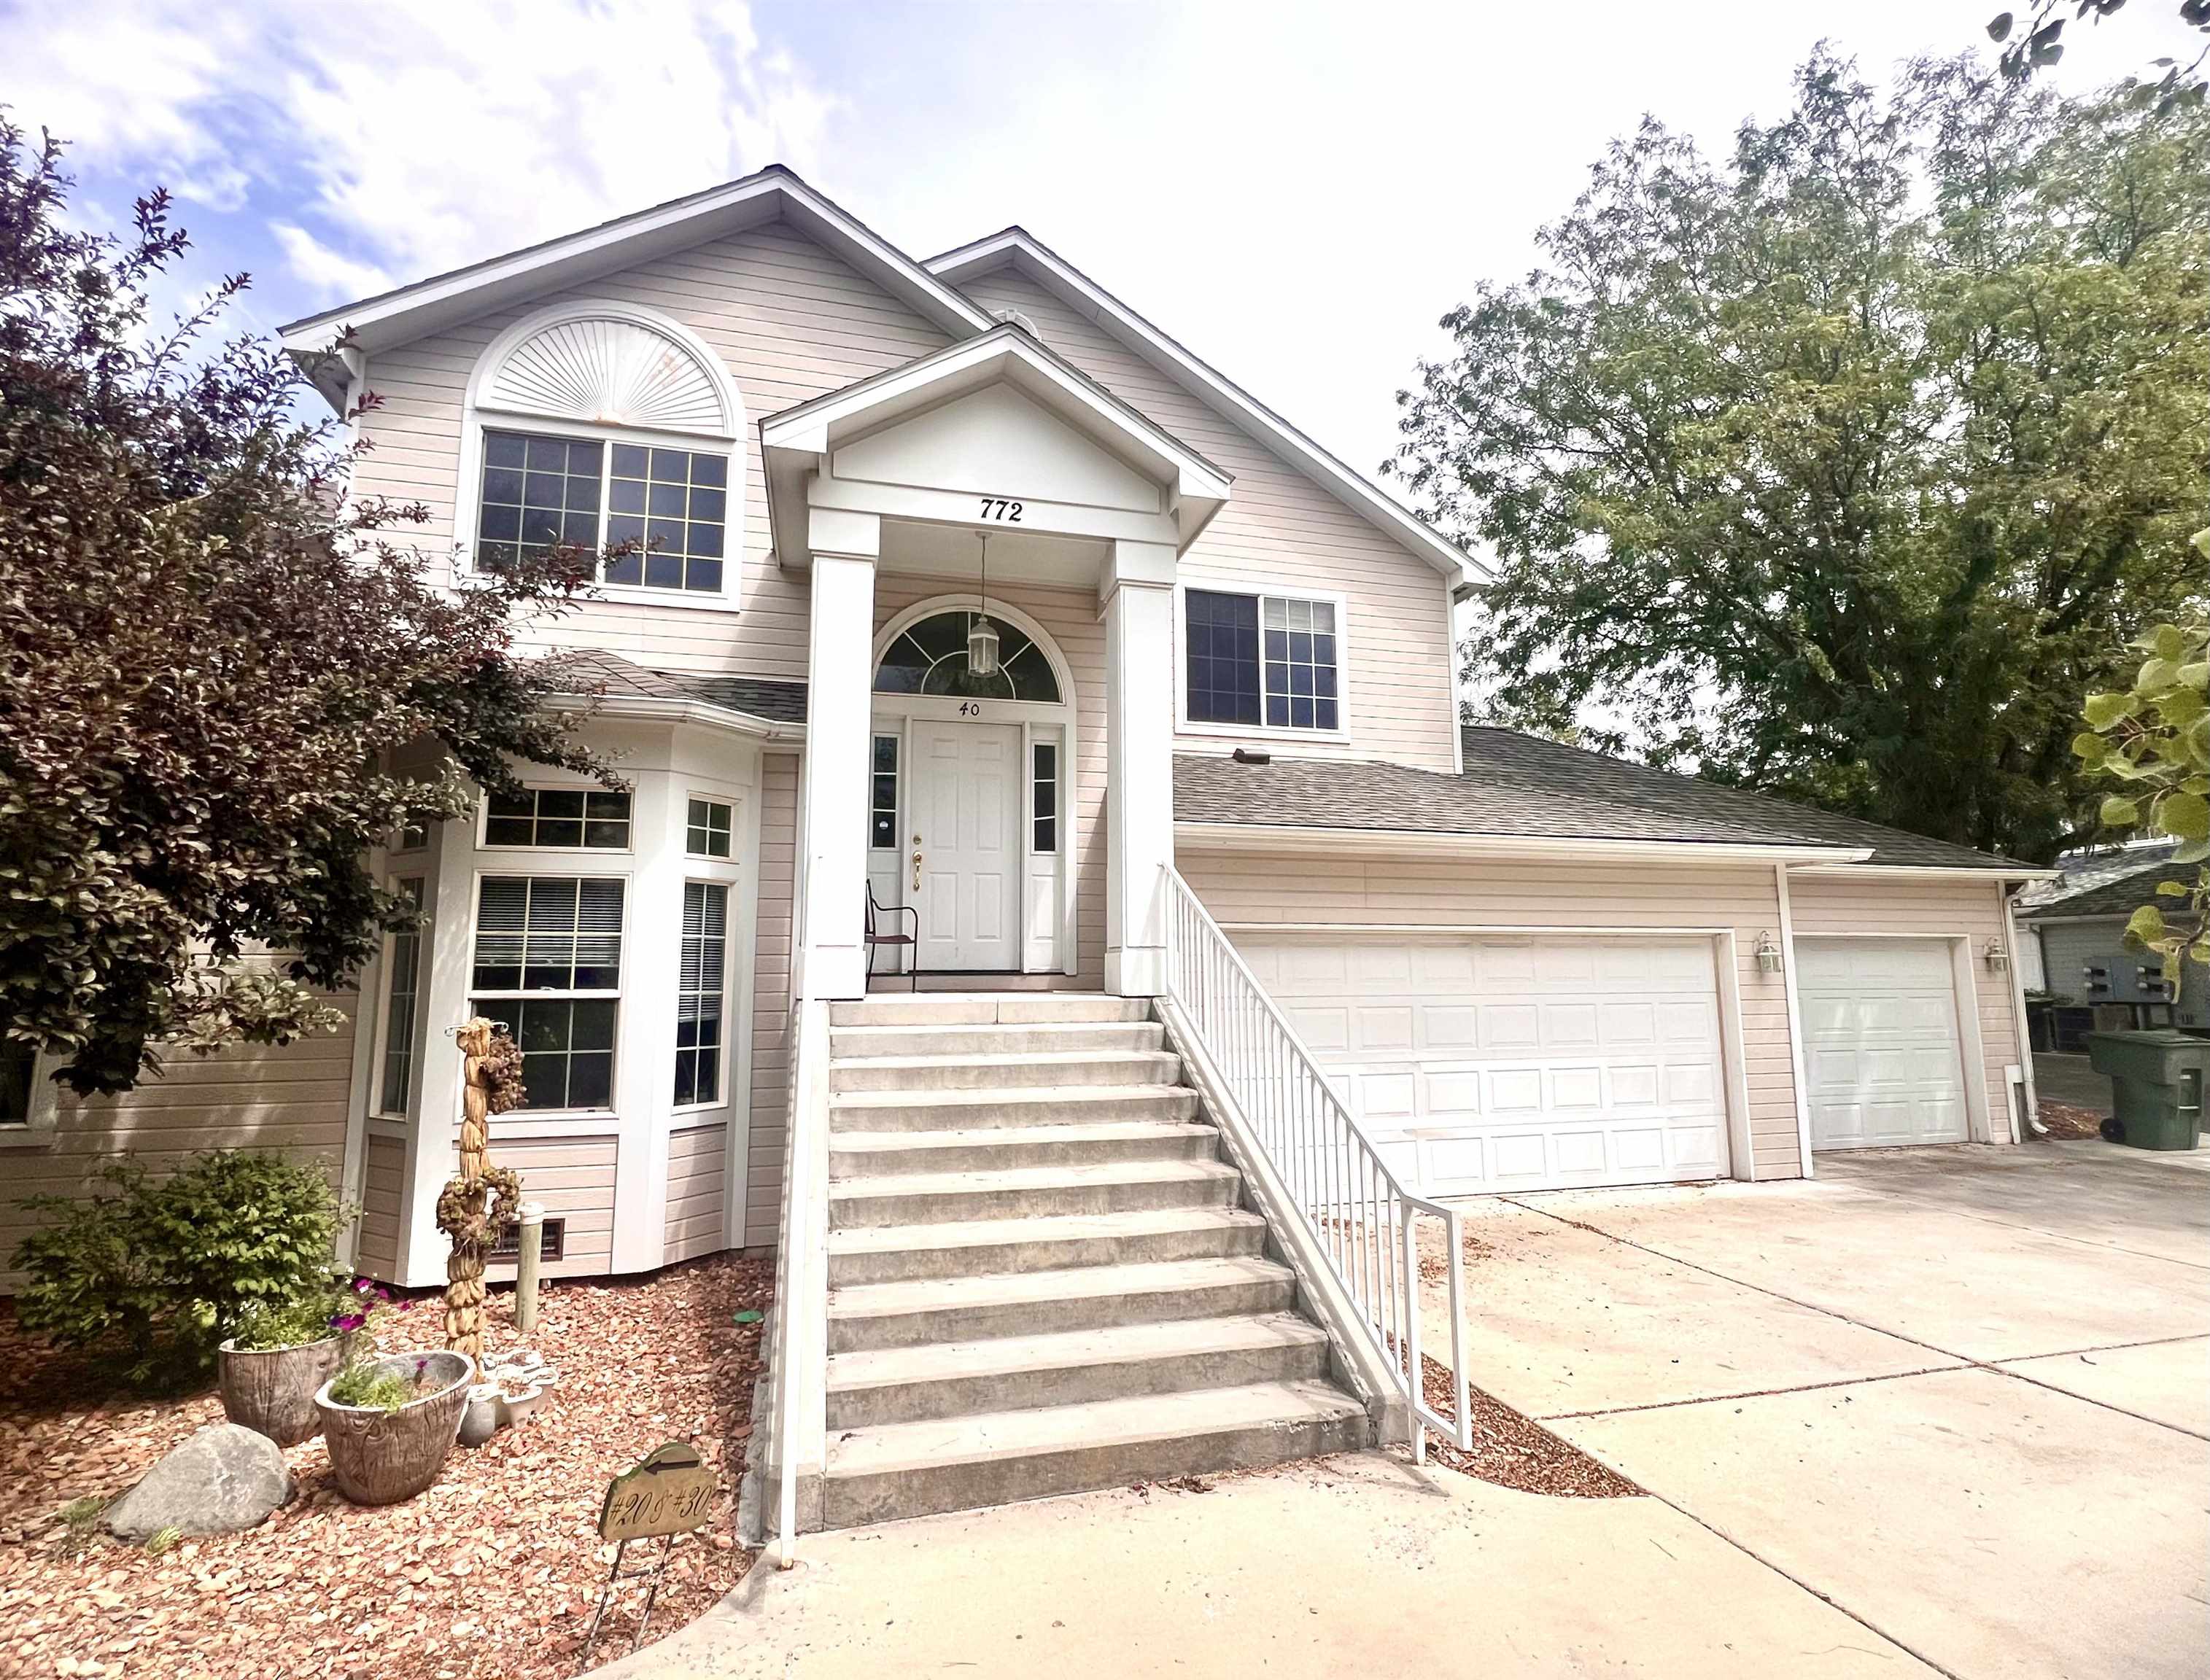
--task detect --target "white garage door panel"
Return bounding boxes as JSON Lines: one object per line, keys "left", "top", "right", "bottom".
{"left": 1796, "top": 938, "right": 1968, "bottom": 1150}
{"left": 1239, "top": 935, "right": 1730, "bottom": 1194}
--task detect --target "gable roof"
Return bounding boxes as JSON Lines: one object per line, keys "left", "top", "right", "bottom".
{"left": 926, "top": 228, "right": 1482, "bottom": 588}
{"left": 1171, "top": 726, "right": 2039, "bottom": 872}
{"left": 2021, "top": 855, "right": 2188, "bottom": 922}
{"left": 277, "top": 166, "right": 992, "bottom": 406}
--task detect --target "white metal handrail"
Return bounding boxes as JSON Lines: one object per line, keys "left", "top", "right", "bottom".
{"left": 1160, "top": 866, "right": 1471, "bottom": 1456}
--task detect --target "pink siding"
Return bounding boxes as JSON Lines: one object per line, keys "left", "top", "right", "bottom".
{"left": 484, "top": 1135, "right": 617, "bottom": 1278}
{"left": 745, "top": 752, "right": 799, "bottom": 1248}
{"left": 664, "top": 1122, "right": 728, "bottom": 1261}
{"left": 355, "top": 1131, "right": 405, "bottom": 1276}
{"left": 958, "top": 268, "right": 1459, "bottom": 774}
{"left": 1177, "top": 850, "right": 1806, "bottom": 1179}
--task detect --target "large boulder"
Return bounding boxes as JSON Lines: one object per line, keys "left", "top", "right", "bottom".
{"left": 103, "top": 1423, "right": 292, "bottom": 1541}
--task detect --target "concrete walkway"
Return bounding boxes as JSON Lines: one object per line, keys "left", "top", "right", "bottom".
{"left": 602, "top": 1452, "right": 1938, "bottom": 1679}
{"left": 1435, "top": 1144, "right": 2210, "bottom": 1680}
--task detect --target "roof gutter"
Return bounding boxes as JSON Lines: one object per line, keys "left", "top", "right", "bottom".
{"left": 555, "top": 691, "right": 804, "bottom": 742}
{"left": 1786, "top": 862, "right": 2060, "bottom": 883}
{"left": 1174, "top": 820, "right": 1869, "bottom": 866}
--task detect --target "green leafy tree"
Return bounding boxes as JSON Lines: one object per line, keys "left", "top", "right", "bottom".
{"left": 1392, "top": 52, "right": 2209, "bottom": 863}
{"left": 1, "top": 122, "right": 614, "bottom": 1097}
{"left": 2074, "top": 564, "right": 2209, "bottom": 974}
{"left": 1986, "top": 2, "right": 2209, "bottom": 111}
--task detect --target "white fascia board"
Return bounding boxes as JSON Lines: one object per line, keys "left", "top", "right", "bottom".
{"left": 554, "top": 691, "right": 804, "bottom": 742}
{"left": 761, "top": 324, "right": 1232, "bottom": 504}
{"left": 279, "top": 167, "right": 992, "bottom": 393}
{"left": 2017, "top": 911, "right": 2132, "bottom": 926}
{"left": 1174, "top": 820, "right": 1868, "bottom": 866}
{"left": 1786, "top": 862, "right": 2060, "bottom": 883}
{"left": 928, "top": 230, "right": 1484, "bottom": 587}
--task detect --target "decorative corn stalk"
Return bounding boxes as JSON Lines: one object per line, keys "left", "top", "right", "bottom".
{"left": 442, "top": 1017, "right": 525, "bottom": 1361}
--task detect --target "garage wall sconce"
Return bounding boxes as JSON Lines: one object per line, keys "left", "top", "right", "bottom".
{"left": 1753, "top": 931, "right": 1784, "bottom": 974}
{"left": 1984, "top": 938, "right": 2009, "bottom": 973}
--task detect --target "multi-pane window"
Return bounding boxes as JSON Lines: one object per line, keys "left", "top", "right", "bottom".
{"left": 475, "top": 432, "right": 602, "bottom": 569}
{"left": 686, "top": 797, "right": 732, "bottom": 858}
{"left": 603, "top": 445, "right": 727, "bottom": 594}
{"left": 469, "top": 876, "right": 624, "bottom": 1111}
{"left": 869, "top": 736, "right": 899, "bottom": 849}
{"left": 1185, "top": 588, "right": 1340, "bottom": 731}
{"left": 675, "top": 882, "right": 729, "bottom": 1107}
{"left": 873, "top": 612, "right": 1061, "bottom": 701}
{"left": 1032, "top": 742, "right": 1058, "bottom": 855}
{"left": 378, "top": 879, "right": 426, "bottom": 1117}
{"left": 474, "top": 429, "right": 729, "bottom": 595}
{"left": 485, "top": 787, "right": 632, "bottom": 849}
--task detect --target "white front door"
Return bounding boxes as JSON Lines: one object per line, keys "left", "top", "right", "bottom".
{"left": 1235, "top": 934, "right": 1732, "bottom": 1194}
{"left": 1796, "top": 938, "right": 1969, "bottom": 1148}
{"left": 910, "top": 719, "right": 1021, "bottom": 971}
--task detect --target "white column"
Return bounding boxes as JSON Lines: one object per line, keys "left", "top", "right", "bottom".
{"left": 1102, "top": 540, "right": 1176, "bottom": 996}
{"left": 799, "top": 508, "right": 880, "bottom": 1000}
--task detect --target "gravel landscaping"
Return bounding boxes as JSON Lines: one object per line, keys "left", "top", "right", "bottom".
{"left": 0, "top": 1253, "right": 770, "bottom": 1680}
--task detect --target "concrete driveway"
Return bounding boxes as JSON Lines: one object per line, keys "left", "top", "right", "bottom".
{"left": 1436, "top": 1142, "right": 2210, "bottom": 1680}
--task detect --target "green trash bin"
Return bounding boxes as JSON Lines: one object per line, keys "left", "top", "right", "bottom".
{"left": 2083, "top": 1030, "right": 2209, "bottom": 1151}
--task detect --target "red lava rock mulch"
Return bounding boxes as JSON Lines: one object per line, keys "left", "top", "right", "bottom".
{"left": 2036, "top": 1100, "right": 2111, "bottom": 1140}
{"left": 0, "top": 1253, "right": 771, "bottom": 1680}
{"left": 1412, "top": 1350, "right": 1640, "bottom": 1499}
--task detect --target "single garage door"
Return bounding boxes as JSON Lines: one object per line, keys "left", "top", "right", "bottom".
{"left": 1795, "top": 938, "right": 1969, "bottom": 1149}
{"left": 1235, "top": 934, "right": 1731, "bottom": 1194}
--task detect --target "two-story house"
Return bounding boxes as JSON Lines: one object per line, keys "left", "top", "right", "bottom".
{"left": 3, "top": 167, "right": 2044, "bottom": 1530}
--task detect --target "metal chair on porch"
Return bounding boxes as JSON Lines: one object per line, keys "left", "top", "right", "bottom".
{"left": 864, "top": 890, "right": 919, "bottom": 992}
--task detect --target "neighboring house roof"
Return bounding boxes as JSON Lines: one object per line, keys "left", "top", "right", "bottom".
{"left": 2021, "top": 856, "right": 2188, "bottom": 922}
{"left": 2016, "top": 842, "right": 2179, "bottom": 912}
{"left": 925, "top": 227, "right": 1483, "bottom": 588}
{"left": 1171, "top": 727, "right": 2034, "bottom": 871}
{"left": 276, "top": 165, "right": 992, "bottom": 407}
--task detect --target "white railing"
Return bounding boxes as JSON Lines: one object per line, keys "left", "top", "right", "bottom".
{"left": 769, "top": 995, "right": 831, "bottom": 1567}
{"left": 1160, "top": 866, "right": 1472, "bottom": 1458}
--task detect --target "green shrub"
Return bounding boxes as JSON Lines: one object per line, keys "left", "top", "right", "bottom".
{"left": 12, "top": 1151, "right": 354, "bottom": 1388}
{"left": 326, "top": 1361, "right": 414, "bottom": 1412}
{"left": 231, "top": 1293, "right": 349, "bottom": 1352}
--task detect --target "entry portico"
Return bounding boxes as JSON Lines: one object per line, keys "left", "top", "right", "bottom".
{"left": 761, "top": 324, "right": 1231, "bottom": 1001}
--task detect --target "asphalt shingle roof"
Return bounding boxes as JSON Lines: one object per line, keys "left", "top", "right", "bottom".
{"left": 2023, "top": 857, "right": 2190, "bottom": 920}
{"left": 1172, "top": 727, "right": 2031, "bottom": 871}
{"left": 550, "top": 651, "right": 807, "bottom": 724}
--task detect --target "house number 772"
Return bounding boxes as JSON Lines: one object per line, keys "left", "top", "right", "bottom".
{"left": 978, "top": 498, "right": 1023, "bottom": 521}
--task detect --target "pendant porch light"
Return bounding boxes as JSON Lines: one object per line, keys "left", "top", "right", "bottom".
{"left": 969, "top": 532, "right": 1002, "bottom": 678}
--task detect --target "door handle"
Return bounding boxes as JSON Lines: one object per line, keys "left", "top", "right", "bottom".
{"left": 911, "top": 847, "right": 923, "bottom": 891}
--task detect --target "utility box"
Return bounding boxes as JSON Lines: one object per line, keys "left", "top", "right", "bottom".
{"left": 2085, "top": 1030, "right": 2209, "bottom": 1151}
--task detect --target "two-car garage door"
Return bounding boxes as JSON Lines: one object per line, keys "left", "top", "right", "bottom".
{"left": 1234, "top": 934, "right": 1731, "bottom": 1195}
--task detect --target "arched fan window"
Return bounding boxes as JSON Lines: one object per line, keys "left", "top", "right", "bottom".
{"left": 468, "top": 306, "right": 740, "bottom": 597}
{"left": 875, "top": 611, "right": 1062, "bottom": 702}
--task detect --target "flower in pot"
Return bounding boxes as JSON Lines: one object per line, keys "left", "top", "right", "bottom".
{"left": 315, "top": 1349, "right": 475, "bottom": 1505}
{"left": 218, "top": 1280, "right": 387, "bottom": 1447}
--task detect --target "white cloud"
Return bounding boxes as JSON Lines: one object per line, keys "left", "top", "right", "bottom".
{"left": 2, "top": 0, "right": 835, "bottom": 300}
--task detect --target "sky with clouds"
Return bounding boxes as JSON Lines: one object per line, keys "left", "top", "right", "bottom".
{"left": 2, "top": 0, "right": 2194, "bottom": 489}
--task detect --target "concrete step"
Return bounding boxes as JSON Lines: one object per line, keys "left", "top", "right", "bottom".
{"left": 830, "top": 1084, "right": 1201, "bottom": 1134}
{"left": 821, "top": 1380, "right": 1368, "bottom": 1527}
{"left": 829, "top": 1049, "right": 1182, "bottom": 1094}
{"left": 829, "top": 1159, "right": 1242, "bottom": 1229}
{"left": 829, "top": 1020, "right": 1166, "bottom": 1059}
{"left": 829, "top": 1255, "right": 1298, "bottom": 1352}
{"left": 832, "top": 994, "right": 1154, "bottom": 1028}
{"left": 827, "top": 1205, "right": 1270, "bottom": 1286}
{"left": 830, "top": 1120, "right": 1220, "bottom": 1178}
{"left": 825, "top": 1312, "right": 1334, "bottom": 1428}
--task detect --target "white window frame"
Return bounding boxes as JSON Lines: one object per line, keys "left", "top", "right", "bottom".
{"left": 477, "top": 782, "right": 636, "bottom": 855}
{"left": 0, "top": 1044, "right": 61, "bottom": 1146}
{"left": 455, "top": 300, "right": 745, "bottom": 615}
{"left": 672, "top": 878, "right": 734, "bottom": 1113}
{"left": 465, "top": 869, "right": 629, "bottom": 1119}
{"left": 1172, "top": 578, "right": 1352, "bottom": 744}
{"left": 373, "top": 876, "right": 429, "bottom": 1120}
{"left": 684, "top": 793, "right": 736, "bottom": 860}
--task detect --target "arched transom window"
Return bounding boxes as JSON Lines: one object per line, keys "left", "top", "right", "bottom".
{"left": 874, "top": 611, "right": 1062, "bottom": 702}
{"left": 469, "top": 308, "right": 740, "bottom": 599}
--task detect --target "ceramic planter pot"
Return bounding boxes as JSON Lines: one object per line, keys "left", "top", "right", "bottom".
{"left": 458, "top": 1383, "right": 503, "bottom": 1447}
{"left": 496, "top": 1382, "right": 546, "bottom": 1428}
{"left": 315, "top": 1351, "right": 474, "bottom": 1505}
{"left": 218, "top": 1333, "right": 350, "bottom": 1447}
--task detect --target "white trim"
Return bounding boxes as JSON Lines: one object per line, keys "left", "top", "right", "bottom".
{"left": 369, "top": 874, "right": 432, "bottom": 1120}
{"left": 474, "top": 779, "right": 636, "bottom": 855}
{"left": 1791, "top": 931, "right": 1996, "bottom": 1148}
{"left": 573, "top": 693, "right": 803, "bottom": 742}
{"left": 869, "top": 594, "right": 1081, "bottom": 978}
{"left": 1712, "top": 929, "right": 1759, "bottom": 1182}
{"left": 1176, "top": 822, "right": 1871, "bottom": 866}
{"left": 1172, "top": 576, "right": 1354, "bottom": 745}
{"left": 462, "top": 864, "right": 633, "bottom": 1121}
{"left": 454, "top": 403, "right": 745, "bottom": 615}
{"left": 467, "top": 301, "right": 741, "bottom": 440}
{"left": 2001, "top": 882, "right": 2037, "bottom": 1142}
{"left": 1773, "top": 863, "right": 1816, "bottom": 1181}
{"left": 671, "top": 874, "right": 740, "bottom": 1116}
{"left": 1216, "top": 920, "right": 1741, "bottom": 938}
{"left": 926, "top": 228, "right": 1479, "bottom": 585}
{"left": 0, "top": 1049, "right": 62, "bottom": 1146}
{"left": 1787, "top": 863, "right": 2058, "bottom": 882}
{"left": 727, "top": 772, "right": 765, "bottom": 1249}
{"left": 279, "top": 166, "right": 992, "bottom": 386}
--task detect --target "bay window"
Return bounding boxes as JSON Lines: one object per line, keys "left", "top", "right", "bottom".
{"left": 675, "top": 882, "right": 729, "bottom": 1107}
{"left": 469, "top": 876, "right": 624, "bottom": 1112}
